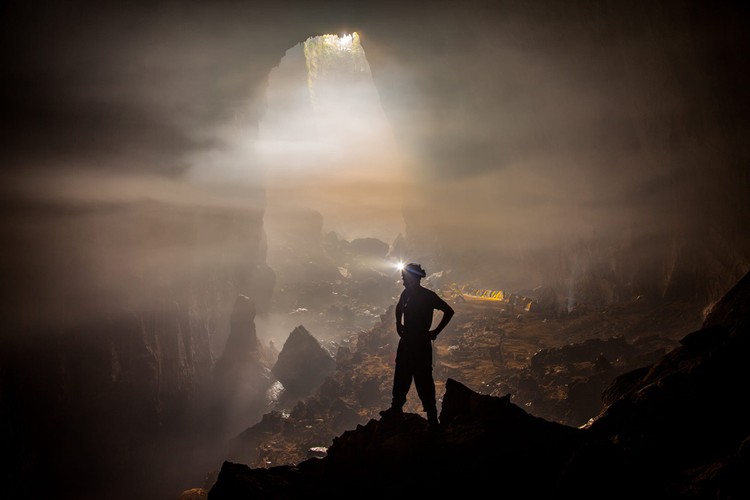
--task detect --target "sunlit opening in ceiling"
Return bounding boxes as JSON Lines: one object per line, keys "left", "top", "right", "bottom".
{"left": 303, "top": 32, "right": 368, "bottom": 112}
{"left": 259, "top": 32, "right": 406, "bottom": 242}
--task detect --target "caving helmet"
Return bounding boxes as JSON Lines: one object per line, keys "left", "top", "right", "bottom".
{"left": 403, "top": 262, "right": 427, "bottom": 278}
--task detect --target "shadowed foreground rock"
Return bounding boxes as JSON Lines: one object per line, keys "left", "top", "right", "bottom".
{"left": 207, "top": 271, "right": 750, "bottom": 500}
{"left": 208, "top": 377, "right": 587, "bottom": 500}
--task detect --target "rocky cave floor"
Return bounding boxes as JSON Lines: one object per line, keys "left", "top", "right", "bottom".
{"left": 193, "top": 293, "right": 705, "bottom": 492}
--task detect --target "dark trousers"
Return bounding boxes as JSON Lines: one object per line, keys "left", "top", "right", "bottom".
{"left": 391, "top": 337, "right": 437, "bottom": 415}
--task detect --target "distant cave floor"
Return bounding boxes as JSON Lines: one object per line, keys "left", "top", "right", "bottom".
{"left": 221, "top": 295, "right": 704, "bottom": 476}
{"left": 434, "top": 296, "right": 703, "bottom": 418}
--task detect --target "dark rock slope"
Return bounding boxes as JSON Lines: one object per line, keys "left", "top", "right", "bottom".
{"left": 207, "top": 271, "right": 750, "bottom": 500}
{"left": 271, "top": 325, "right": 336, "bottom": 397}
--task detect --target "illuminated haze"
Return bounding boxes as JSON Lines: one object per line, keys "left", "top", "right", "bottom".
{"left": 1, "top": 2, "right": 748, "bottom": 332}
{"left": 257, "top": 33, "right": 407, "bottom": 244}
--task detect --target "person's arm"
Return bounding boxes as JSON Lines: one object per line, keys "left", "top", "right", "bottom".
{"left": 395, "top": 294, "right": 405, "bottom": 337}
{"left": 429, "top": 295, "right": 454, "bottom": 341}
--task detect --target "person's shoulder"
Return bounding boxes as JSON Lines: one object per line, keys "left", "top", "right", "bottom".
{"left": 420, "top": 286, "right": 440, "bottom": 299}
{"left": 424, "top": 286, "right": 451, "bottom": 305}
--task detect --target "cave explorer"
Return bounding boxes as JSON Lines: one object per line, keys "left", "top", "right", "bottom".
{"left": 380, "top": 262, "right": 455, "bottom": 428}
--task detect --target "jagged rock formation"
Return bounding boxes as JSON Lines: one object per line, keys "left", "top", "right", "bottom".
{"left": 271, "top": 325, "right": 336, "bottom": 396}
{"left": 210, "top": 295, "right": 274, "bottom": 437}
{"left": 207, "top": 271, "right": 750, "bottom": 499}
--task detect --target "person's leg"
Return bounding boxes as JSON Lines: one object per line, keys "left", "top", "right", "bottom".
{"left": 386, "top": 341, "right": 412, "bottom": 413}
{"left": 413, "top": 345, "right": 438, "bottom": 426}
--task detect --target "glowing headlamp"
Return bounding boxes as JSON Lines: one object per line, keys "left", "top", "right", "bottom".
{"left": 398, "top": 262, "right": 427, "bottom": 278}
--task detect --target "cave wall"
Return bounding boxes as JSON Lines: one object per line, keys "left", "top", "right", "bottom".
{"left": 361, "top": 1, "right": 750, "bottom": 306}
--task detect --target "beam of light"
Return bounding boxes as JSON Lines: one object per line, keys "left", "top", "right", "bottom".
{"left": 396, "top": 261, "right": 405, "bottom": 271}
{"left": 258, "top": 31, "right": 406, "bottom": 243}
{"left": 304, "top": 32, "right": 366, "bottom": 112}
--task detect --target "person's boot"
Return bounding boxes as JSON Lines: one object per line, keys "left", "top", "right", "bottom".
{"left": 379, "top": 405, "right": 403, "bottom": 419}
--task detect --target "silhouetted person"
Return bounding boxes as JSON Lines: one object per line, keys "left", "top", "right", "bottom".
{"left": 381, "top": 262, "right": 454, "bottom": 428}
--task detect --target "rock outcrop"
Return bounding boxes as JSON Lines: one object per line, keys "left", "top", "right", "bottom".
{"left": 210, "top": 295, "right": 274, "bottom": 437}
{"left": 271, "top": 325, "right": 336, "bottom": 396}
{"left": 581, "top": 270, "right": 750, "bottom": 499}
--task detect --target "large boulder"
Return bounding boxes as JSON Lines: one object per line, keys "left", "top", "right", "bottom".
{"left": 272, "top": 325, "right": 335, "bottom": 396}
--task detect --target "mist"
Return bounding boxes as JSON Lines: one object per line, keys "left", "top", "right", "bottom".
{"left": 2, "top": 1, "right": 748, "bottom": 322}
